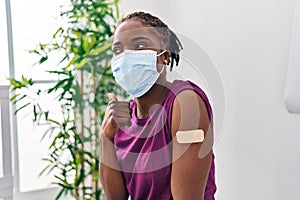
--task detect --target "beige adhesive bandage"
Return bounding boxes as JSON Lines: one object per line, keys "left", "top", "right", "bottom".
{"left": 176, "top": 129, "right": 205, "bottom": 144}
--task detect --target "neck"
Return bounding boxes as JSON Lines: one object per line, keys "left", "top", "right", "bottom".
{"left": 135, "top": 80, "right": 171, "bottom": 118}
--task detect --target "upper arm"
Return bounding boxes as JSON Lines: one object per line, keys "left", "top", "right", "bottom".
{"left": 170, "top": 90, "right": 213, "bottom": 200}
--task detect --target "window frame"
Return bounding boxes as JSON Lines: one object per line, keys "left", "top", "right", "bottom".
{"left": 3, "top": 0, "right": 71, "bottom": 199}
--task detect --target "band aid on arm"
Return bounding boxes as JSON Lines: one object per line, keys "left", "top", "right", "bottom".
{"left": 176, "top": 129, "right": 205, "bottom": 144}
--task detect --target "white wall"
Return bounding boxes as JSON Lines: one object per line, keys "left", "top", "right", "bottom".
{"left": 120, "top": 0, "right": 300, "bottom": 199}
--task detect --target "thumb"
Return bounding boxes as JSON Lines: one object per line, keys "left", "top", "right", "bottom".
{"left": 108, "top": 93, "right": 118, "bottom": 102}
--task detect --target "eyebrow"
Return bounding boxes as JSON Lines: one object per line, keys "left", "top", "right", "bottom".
{"left": 131, "top": 36, "right": 151, "bottom": 42}
{"left": 112, "top": 41, "right": 121, "bottom": 46}
{"left": 112, "top": 36, "right": 151, "bottom": 47}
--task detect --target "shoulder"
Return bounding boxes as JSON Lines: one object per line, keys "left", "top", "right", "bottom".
{"left": 172, "top": 89, "right": 209, "bottom": 129}
{"left": 170, "top": 79, "right": 198, "bottom": 94}
{"left": 170, "top": 80, "right": 211, "bottom": 116}
{"left": 170, "top": 80, "right": 213, "bottom": 120}
{"left": 170, "top": 80, "right": 210, "bottom": 104}
{"left": 170, "top": 80, "right": 212, "bottom": 138}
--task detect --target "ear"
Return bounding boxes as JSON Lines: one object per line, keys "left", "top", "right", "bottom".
{"left": 163, "top": 50, "right": 171, "bottom": 65}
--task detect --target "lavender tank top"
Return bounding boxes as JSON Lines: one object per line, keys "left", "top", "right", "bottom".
{"left": 114, "top": 80, "right": 217, "bottom": 200}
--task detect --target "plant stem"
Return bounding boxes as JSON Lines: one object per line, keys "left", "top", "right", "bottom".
{"left": 92, "top": 74, "right": 99, "bottom": 199}
{"left": 80, "top": 70, "right": 86, "bottom": 198}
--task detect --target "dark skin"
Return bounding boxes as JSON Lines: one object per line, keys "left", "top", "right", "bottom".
{"left": 111, "top": 20, "right": 171, "bottom": 118}
{"left": 100, "top": 18, "right": 213, "bottom": 200}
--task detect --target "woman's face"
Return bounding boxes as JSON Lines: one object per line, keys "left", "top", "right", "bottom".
{"left": 112, "top": 18, "right": 168, "bottom": 72}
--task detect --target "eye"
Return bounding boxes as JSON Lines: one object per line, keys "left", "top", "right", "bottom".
{"left": 135, "top": 43, "right": 148, "bottom": 49}
{"left": 112, "top": 48, "right": 122, "bottom": 55}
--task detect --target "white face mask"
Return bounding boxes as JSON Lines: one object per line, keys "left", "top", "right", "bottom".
{"left": 111, "top": 49, "right": 166, "bottom": 98}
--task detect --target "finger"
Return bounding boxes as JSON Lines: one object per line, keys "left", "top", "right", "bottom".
{"left": 115, "top": 117, "right": 132, "bottom": 127}
{"left": 108, "top": 93, "right": 118, "bottom": 102}
{"left": 109, "top": 101, "right": 130, "bottom": 107}
{"left": 108, "top": 106, "right": 131, "bottom": 121}
{"left": 109, "top": 102, "right": 131, "bottom": 112}
{"left": 106, "top": 103, "right": 131, "bottom": 118}
{"left": 113, "top": 110, "right": 132, "bottom": 119}
{"left": 107, "top": 106, "right": 131, "bottom": 121}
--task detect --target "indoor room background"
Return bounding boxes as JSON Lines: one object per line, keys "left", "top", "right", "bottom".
{"left": 1, "top": 0, "right": 300, "bottom": 199}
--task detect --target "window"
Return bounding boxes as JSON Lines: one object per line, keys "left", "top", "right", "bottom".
{"left": 1, "top": 0, "right": 70, "bottom": 198}
{"left": 0, "top": 0, "right": 9, "bottom": 84}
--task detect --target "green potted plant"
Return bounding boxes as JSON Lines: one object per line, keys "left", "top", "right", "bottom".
{"left": 8, "top": 0, "right": 127, "bottom": 199}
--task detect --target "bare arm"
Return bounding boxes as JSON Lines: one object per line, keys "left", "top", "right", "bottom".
{"left": 100, "top": 136, "right": 128, "bottom": 200}
{"left": 99, "top": 93, "right": 130, "bottom": 200}
{"left": 171, "top": 90, "right": 213, "bottom": 200}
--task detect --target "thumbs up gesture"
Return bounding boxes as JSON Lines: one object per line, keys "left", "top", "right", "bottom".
{"left": 101, "top": 93, "right": 132, "bottom": 141}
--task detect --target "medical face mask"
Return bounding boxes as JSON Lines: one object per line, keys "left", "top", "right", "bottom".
{"left": 111, "top": 49, "right": 166, "bottom": 98}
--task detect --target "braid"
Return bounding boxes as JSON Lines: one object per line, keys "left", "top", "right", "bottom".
{"left": 119, "top": 11, "right": 183, "bottom": 71}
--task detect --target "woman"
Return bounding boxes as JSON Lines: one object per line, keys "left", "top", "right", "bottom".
{"left": 100, "top": 11, "right": 216, "bottom": 200}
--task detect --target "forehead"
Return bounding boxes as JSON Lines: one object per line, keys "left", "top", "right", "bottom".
{"left": 113, "top": 19, "right": 162, "bottom": 45}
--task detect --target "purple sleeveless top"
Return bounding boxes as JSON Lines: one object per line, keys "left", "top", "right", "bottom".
{"left": 114, "top": 80, "right": 216, "bottom": 200}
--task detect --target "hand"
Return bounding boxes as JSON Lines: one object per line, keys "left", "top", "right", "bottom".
{"left": 101, "top": 93, "right": 132, "bottom": 141}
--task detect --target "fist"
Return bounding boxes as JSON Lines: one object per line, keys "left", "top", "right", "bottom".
{"left": 101, "top": 93, "right": 132, "bottom": 141}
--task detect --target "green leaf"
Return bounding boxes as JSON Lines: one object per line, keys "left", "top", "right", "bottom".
{"left": 14, "top": 102, "right": 31, "bottom": 114}
{"left": 55, "top": 188, "right": 65, "bottom": 200}
{"left": 83, "top": 32, "right": 95, "bottom": 52}
{"left": 7, "top": 78, "right": 26, "bottom": 89}
{"left": 44, "top": 111, "right": 49, "bottom": 120}
{"left": 47, "top": 119, "right": 60, "bottom": 125}
{"left": 53, "top": 27, "right": 63, "bottom": 38}
{"left": 11, "top": 94, "right": 27, "bottom": 105}
{"left": 10, "top": 94, "right": 20, "bottom": 101}
{"left": 46, "top": 70, "right": 68, "bottom": 75}
{"left": 21, "top": 75, "right": 34, "bottom": 85}
{"left": 88, "top": 42, "right": 111, "bottom": 55}
{"left": 33, "top": 104, "right": 38, "bottom": 121}
{"left": 39, "top": 163, "right": 52, "bottom": 177}
{"left": 48, "top": 78, "right": 69, "bottom": 93}
{"left": 49, "top": 131, "right": 64, "bottom": 150}
{"left": 41, "top": 126, "right": 56, "bottom": 141}
{"left": 64, "top": 54, "right": 80, "bottom": 70}
{"left": 39, "top": 56, "right": 48, "bottom": 64}
{"left": 74, "top": 57, "right": 87, "bottom": 70}
{"left": 75, "top": 166, "right": 85, "bottom": 186}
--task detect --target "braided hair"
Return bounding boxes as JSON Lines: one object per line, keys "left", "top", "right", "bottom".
{"left": 118, "top": 11, "right": 183, "bottom": 71}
